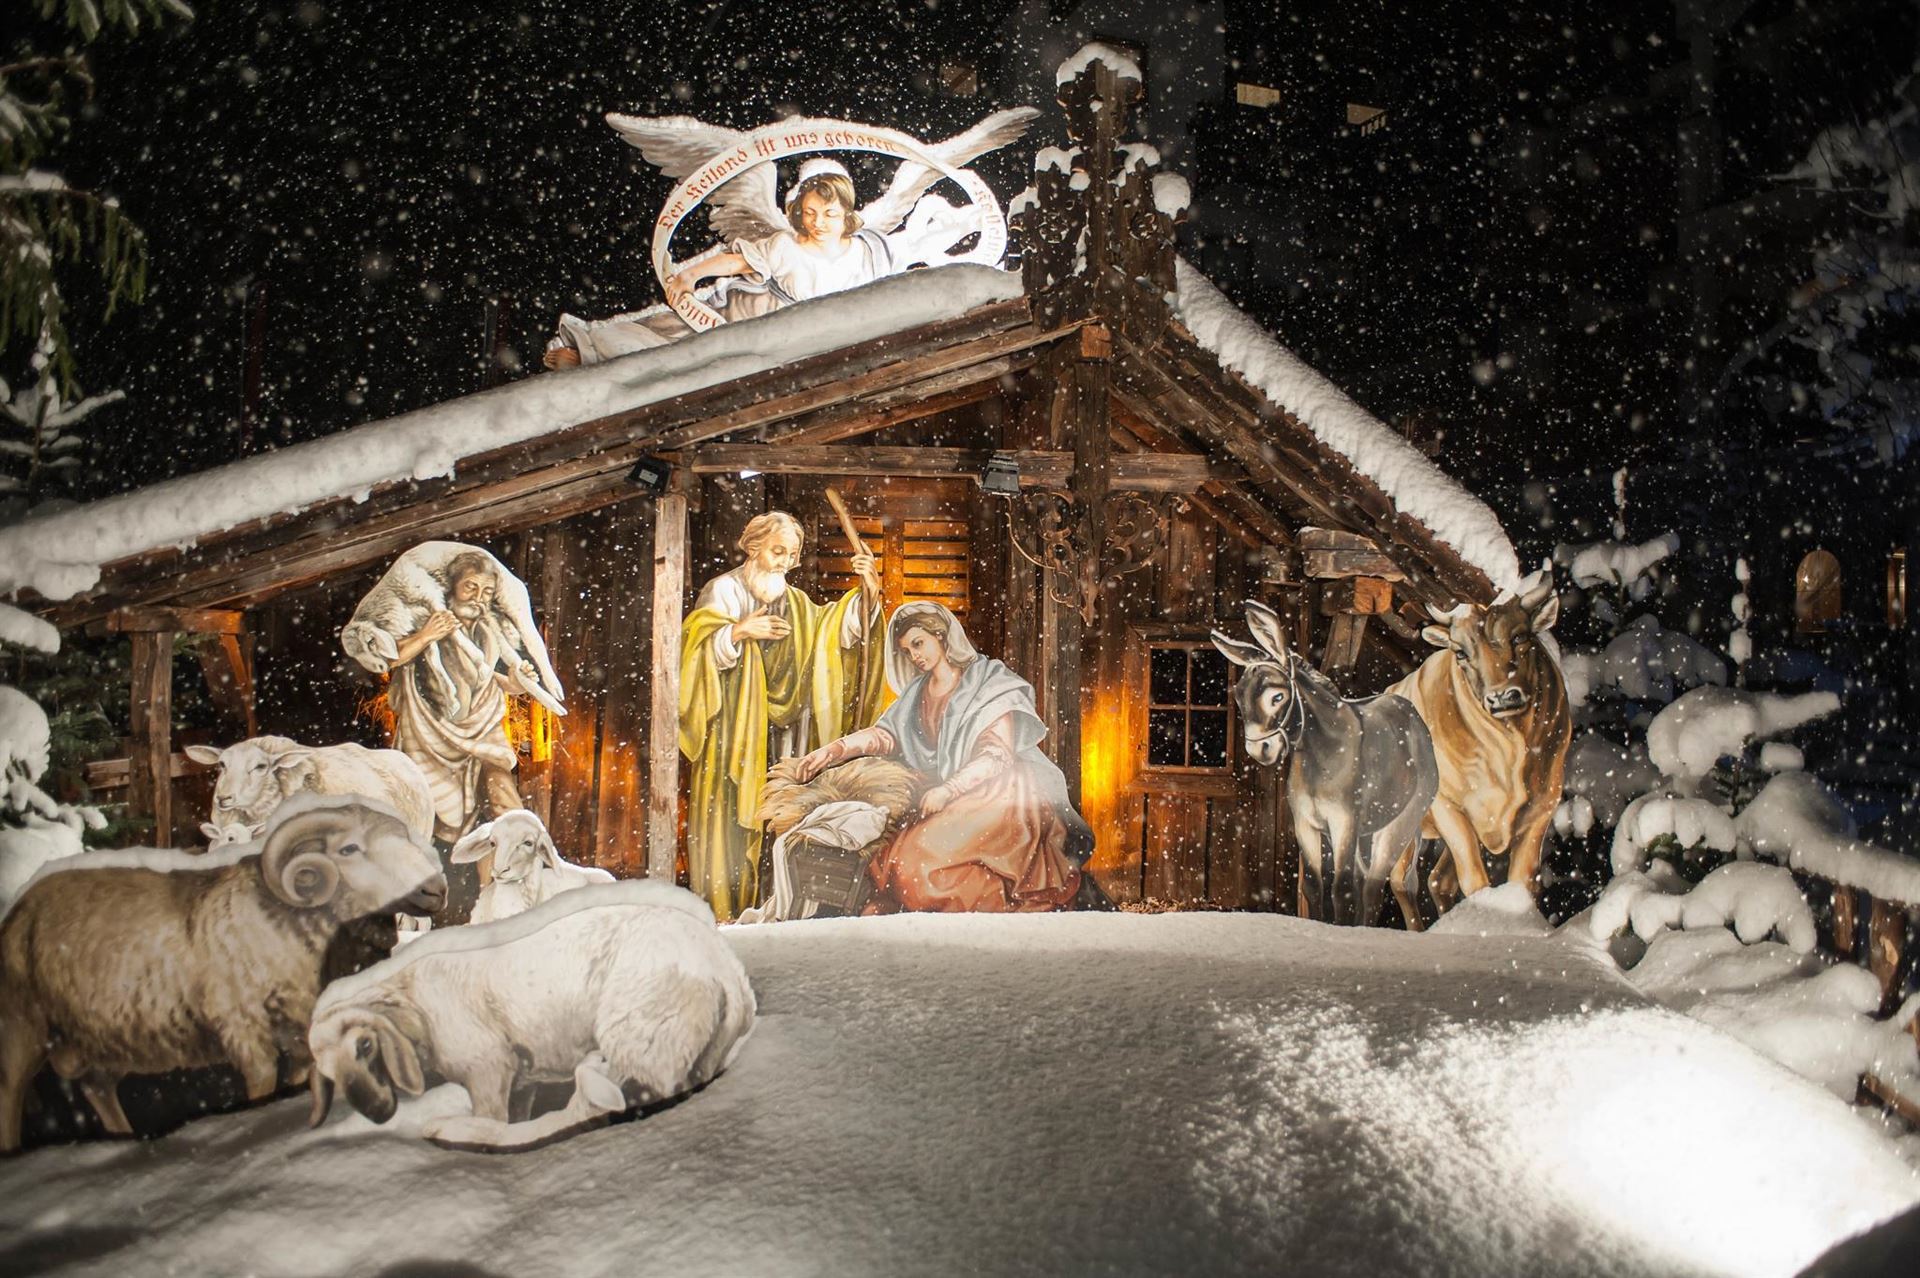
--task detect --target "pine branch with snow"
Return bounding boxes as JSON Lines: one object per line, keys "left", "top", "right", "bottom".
{"left": 0, "top": 2, "right": 187, "bottom": 385}
{"left": 0, "top": 326, "right": 123, "bottom": 507}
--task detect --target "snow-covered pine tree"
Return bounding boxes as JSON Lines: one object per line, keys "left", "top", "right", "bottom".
{"left": 1, "top": 327, "right": 124, "bottom": 516}
{"left": 2, "top": 0, "right": 190, "bottom": 387}
{"left": 0, "top": 601, "right": 106, "bottom": 907}
{"left": 1716, "top": 63, "right": 1920, "bottom": 466}
{"left": 2, "top": 0, "right": 192, "bottom": 852}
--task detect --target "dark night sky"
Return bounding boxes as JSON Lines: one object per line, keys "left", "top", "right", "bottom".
{"left": 36, "top": 0, "right": 1919, "bottom": 540}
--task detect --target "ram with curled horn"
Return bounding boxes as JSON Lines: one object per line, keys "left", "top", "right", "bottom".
{"left": 0, "top": 796, "right": 446, "bottom": 1153}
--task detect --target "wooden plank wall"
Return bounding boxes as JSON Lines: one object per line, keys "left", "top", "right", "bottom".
{"left": 539, "top": 500, "right": 657, "bottom": 875}
{"left": 1082, "top": 496, "right": 1310, "bottom": 913}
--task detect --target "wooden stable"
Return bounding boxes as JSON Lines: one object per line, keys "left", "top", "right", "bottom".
{"left": 28, "top": 60, "right": 1503, "bottom": 912}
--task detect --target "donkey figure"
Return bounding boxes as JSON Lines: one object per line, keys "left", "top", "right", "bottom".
{"left": 1213, "top": 600, "right": 1439, "bottom": 927}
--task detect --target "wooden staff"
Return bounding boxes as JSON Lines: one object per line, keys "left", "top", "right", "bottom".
{"left": 825, "top": 487, "right": 883, "bottom": 708}
{"left": 823, "top": 487, "right": 869, "bottom": 560}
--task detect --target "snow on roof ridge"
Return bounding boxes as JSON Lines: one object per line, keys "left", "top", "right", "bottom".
{"left": 0, "top": 266, "right": 1025, "bottom": 605}
{"left": 1169, "top": 257, "right": 1522, "bottom": 593}
{"left": 1055, "top": 42, "right": 1143, "bottom": 88}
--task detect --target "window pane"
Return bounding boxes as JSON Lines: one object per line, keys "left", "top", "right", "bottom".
{"left": 1190, "top": 648, "right": 1230, "bottom": 706}
{"left": 1190, "top": 710, "right": 1229, "bottom": 768}
{"left": 1147, "top": 708, "right": 1187, "bottom": 767}
{"left": 1149, "top": 647, "right": 1189, "bottom": 705}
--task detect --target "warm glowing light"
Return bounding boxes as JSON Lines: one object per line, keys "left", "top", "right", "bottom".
{"left": 1079, "top": 689, "right": 1132, "bottom": 872}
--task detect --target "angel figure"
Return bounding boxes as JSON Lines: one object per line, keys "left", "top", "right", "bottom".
{"left": 545, "top": 108, "right": 1036, "bottom": 367}
{"left": 341, "top": 542, "right": 566, "bottom": 846}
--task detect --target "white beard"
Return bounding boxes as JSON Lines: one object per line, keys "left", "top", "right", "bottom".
{"left": 744, "top": 567, "right": 787, "bottom": 604}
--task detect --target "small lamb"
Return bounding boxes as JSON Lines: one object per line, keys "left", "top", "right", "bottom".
{"left": 449, "top": 810, "right": 615, "bottom": 924}
{"left": 307, "top": 880, "right": 754, "bottom": 1151}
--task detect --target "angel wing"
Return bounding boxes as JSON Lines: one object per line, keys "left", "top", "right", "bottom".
{"left": 859, "top": 107, "right": 1041, "bottom": 234}
{"left": 604, "top": 113, "right": 786, "bottom": 245}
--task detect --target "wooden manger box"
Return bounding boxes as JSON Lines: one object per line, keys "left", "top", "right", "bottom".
{"left": 783, "top": 834, "right": 876, "bottom": 918}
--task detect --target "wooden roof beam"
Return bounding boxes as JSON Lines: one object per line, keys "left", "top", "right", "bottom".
{"left": 43, "top": 310, "right": 1071, "bottom": 625}
{"left": 1119, "top": 334, "right": 1492, "bottom": 608}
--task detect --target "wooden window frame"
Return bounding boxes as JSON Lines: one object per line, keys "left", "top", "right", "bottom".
{"left": 1127, "top": 623, "right": 1241, "bottom": 799}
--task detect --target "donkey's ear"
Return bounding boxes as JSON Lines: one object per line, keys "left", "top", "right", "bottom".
{"left": 1243, "top": 600, "right": 1290, "bottom": 660}
{"left": 1211, "top": 630, "right": 1265, "bottom": 668}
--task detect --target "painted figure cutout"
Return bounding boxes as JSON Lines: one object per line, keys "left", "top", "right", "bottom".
{"left": 794, "top": 601, "right": 1095, "bottom": 914}
{"left": 340, "top": 542, "right": 566, "bottom": 849}
{"left": 678, "top": 512, "right": 884, "bottom": 921}
{"left": 545, "top": 110, "right": 1035, "bottom": 365}
{"left": 1214, "top": 600, "right": 1438, "bottom": 928}
{"left": 1385, "top": 578, "right": 1570, "bottom": 920}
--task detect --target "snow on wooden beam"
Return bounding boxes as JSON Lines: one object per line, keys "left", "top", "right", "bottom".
{"left": 40, "top": 307, "right": 1068, "bottom": 627}
{"left": 1125, "top": 330, "right": 1494, "bottom": 609}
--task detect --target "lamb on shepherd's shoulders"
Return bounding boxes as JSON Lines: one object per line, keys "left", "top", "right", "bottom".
{"left": 339, "top": 540, "right": 566, "bottom": 719}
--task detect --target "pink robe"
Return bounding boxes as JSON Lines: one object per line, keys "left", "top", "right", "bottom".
{"left": 867, "top": 685, "right": 1081, "bottom": 914}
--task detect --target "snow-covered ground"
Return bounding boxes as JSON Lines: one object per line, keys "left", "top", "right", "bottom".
{"left": 2, "top": 910, "right": 1914, "bottom": 1278}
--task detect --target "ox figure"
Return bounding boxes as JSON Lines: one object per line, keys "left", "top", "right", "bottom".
{"left": 1213, "top": 601, "right": 1438, "bottom": 927}
{"left": 1385, "top": 576, "right": 1571, "bottom": 926}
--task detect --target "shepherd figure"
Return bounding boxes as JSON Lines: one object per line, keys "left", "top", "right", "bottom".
{"left": 341, "top": 542, "right": 565, "bottom": 850}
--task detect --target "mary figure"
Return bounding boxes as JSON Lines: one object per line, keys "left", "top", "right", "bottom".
{"left": 793, "top": 601, "right": 1095, "bottom": 913}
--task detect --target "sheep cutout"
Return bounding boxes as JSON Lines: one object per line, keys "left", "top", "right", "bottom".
{"left": 0, "top": 795, "right": 447, "bottom": 1153}
{"left": 449, "top": 810, "right": 615, "bottom": 924}
{"left": 187, "top": 736, "right": 437, "bottom": 849}
{"left": 339, "top": 540, "right": 566, "bottom": 719}
{"left": 307, "top": 880, "right": 755, "bottom": 1152}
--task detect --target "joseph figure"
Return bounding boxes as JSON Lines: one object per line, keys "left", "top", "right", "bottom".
{"left": 679, "top": 511, "right": 885, "bottom": 919}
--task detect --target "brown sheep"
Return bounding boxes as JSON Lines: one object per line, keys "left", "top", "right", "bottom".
{"left": 0, "top": 796, "right": 446, "bottom": 1154}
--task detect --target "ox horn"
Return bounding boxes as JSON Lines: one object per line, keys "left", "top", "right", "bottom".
{"left": 259, "top": 809, "right": 348, "bottom": 907}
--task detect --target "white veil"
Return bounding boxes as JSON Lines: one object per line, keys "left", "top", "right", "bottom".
{"left": 885, "top": 601, "right": 980, "bottom": 695}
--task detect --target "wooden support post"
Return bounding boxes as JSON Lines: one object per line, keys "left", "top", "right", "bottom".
{"left": 1831, "top": 884, "right": 1859, "bottom": 958}
{"left": 128, "top": 630, "right": 175, "bottom": 846}
{"left": 195, "top": 633, "right": 257, "bottom": 738}
{"left": 1868, "top": 898, "right": 1906, "bottom": 1010}
{"left": 111, "top": 606, "right": 254, "bottom": 741}
{"left": 647, "top": 489, "right": 689, "bottom": 881}
{"left": 481, "top": 295, "right": 514, "bottom": 389}
{"left": 1049, "top": 331, "right": 1113, "bottom": 805}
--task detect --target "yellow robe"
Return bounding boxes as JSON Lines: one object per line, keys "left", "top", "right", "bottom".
{"left": 679, "top": 585, "right": 883, "bottom": 919}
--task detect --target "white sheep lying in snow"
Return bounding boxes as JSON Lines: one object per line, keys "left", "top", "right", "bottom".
{"left": 188, "top": 736, "right": 436, "bottom": 849}
{"left": 449, "top": 810, "right": 614, "bottom": 923}
{"left": 307, "top": 879, "right": 754, "bottom": 1151}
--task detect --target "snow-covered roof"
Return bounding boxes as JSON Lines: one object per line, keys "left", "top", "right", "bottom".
{"left": 1171, "top": 258, "right": 1523, "bottom": 593}
{"left": 0, "top": 246, "right": 1518, "bottom": 609}
{"left": 0, "top": 266, "right": 1025, "bottom": 604}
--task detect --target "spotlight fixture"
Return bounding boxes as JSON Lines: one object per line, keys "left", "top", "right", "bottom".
{"left": 980, "top": 451, "right": 1022, "bottom": 497}
{"left": 626, "top": 454, "right": 673, "bottom": 494}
